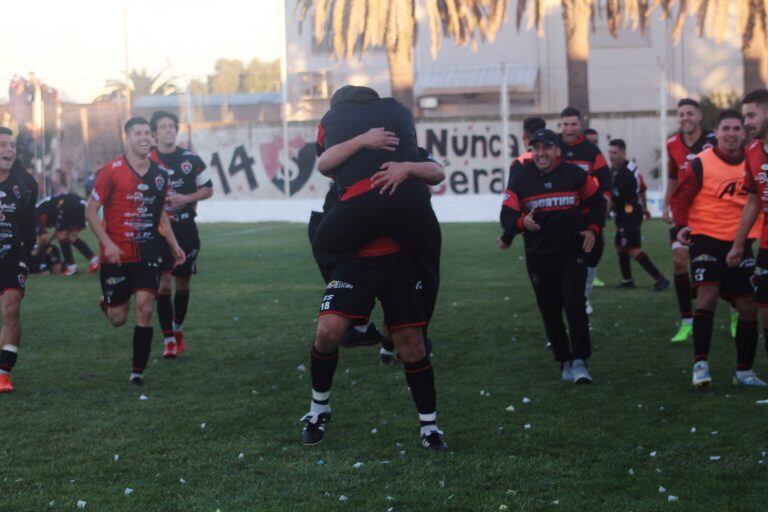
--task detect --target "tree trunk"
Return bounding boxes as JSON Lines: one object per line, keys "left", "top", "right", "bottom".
{"left": 742, "top": 0, "right": 768, "bottom": 94}
{"left": 385, "top": 1, "right": 415, "bottom": 114}
{"left": 562, "top": 0, "right": 591, "bottom": 118}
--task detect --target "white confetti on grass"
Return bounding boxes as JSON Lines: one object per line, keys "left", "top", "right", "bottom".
{"left": 628, "top": 468, "right": 635, "bottom": 476}
{"left": 506, "top": 405, "right": 516, "bottom": 412}
{"left": 371, "top": 428, "right": 379, "bottom": 434}
{"left": 524, "top": 424, "right": 532, "bottom": 431}
{"left": 658, "top": 486, "right": 667, "bottom": 494}
{"left": 48, "top": 501, "right": 55, "bottom": 507}
{"left": 499, "top": 505, "right": 509, "bottom": 511}
{"left": 113, "top": 454, "right": 120, "bottom": 462}
{"left": 668, "top": 495, "right": 679, "bottom": 502}
{"left": 352, "top": 462, "right": 364, "bottom": 469}
{"left": 339, "top": 495, "right": 348, "bottom": 502}
{"left": 138, "top": 394, "right": 148, "bottom": 401}
{"left": 296, "top": 364, "right": 306, "bottom": 372}
{"left": 522, "top": 397, "right": 532, "bottom": 404}
{"left": 76, "top": 500, "right": 87, "bottom": 509}
{"left": 756, "top": 399, "right": 768, "bottom": 405}
{"left": 238, "top": 453, "right": 245, "bottom": 460}
{"left": 650, "top": 451, "right": 658, "bottom": 457}
{"left": 200, "top": 422, "right": 206, "bottom": 430}
{"left": 179, "top": 478, "right": 186, "bottom": 484}
{"left": 124, "top": 488, "right": 133, "bottom": 496}
{"left": 690, "top": 427, "right": 697, "bottom": 433}
{"left": 709, "top": 456, "right": 721, "bottom": 461}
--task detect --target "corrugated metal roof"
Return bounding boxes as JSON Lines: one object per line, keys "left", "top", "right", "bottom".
{"left": 133, "top": 92, "right": 281, "bottom": 108}
{"left": 415, "top": 64, "right": 537, "bottom": 95}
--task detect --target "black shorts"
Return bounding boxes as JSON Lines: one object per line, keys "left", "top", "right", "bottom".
{"left": 318, "top": 252, "right": 425, "bottom": 330}
{"left": 752, "top": 248, "right": 768, "bottom": 307}
{"left": 100, "top": 261, "right": 161, "bottom": 307}
{"left": 56, "top": 198, "right": 86, "bottom": 231}
{"left": 0, "top": 257, "right": 28, "bottom": 295}
{"left": 160, "top": 220, "right": 200, "bottom": 277}
{"left": 615, "top": 222, "right": 642, "bottom": 251}
{"left": 690, "top": 235, "right": 755, "bottom": 298}
{"left": 585, "top": 231, "right": 605, "bottom": 267}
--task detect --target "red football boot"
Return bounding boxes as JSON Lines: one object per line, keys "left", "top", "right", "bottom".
{"left": 0, "top": 373, "right": 14, "bottom": 393}
{"left": 174, "top": 331, "right": 186, "bottom": 354}
{"left": 162, "top": 340, "right": 178, "bottom": 359}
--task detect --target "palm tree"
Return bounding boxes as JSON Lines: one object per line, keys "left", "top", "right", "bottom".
{"left": 667, "top": 0, "right": 767, "bottom": 94}
{"left": 95, "top": 68, "right": 178, "bottom": 103}
{"left": 295, "top": 0, "right": 509, "bottom": 113}
{"left": 517, "top": 0, "right": 660, "bottom": 118}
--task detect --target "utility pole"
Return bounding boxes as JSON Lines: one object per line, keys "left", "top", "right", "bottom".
{"left": 123, "top": 8, "right": 131, "bottom": 120}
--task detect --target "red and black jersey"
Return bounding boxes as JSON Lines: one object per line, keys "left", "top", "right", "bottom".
{"left": 149, "top": 147, "right": 212, "bottom": 223}
{"left": 0, "top": 169, "right": 38, "bottom": 261}
{"left": 666, "top": 131, "right": 716, "bottom": 180}
{"left": 743, "top": 139, "right": 768, "bottom": 247}
{"left": 35, "top": 195, "right": 59, "bottom": 234}
{"left": 500, "top": 159, "right": 607, "bottom": 256}
{"left": 611, "top": 160, "right": 646, "bottom": 225}
{"left": 91, "top": 155, "right": 170, "bottom": 264}
{"left": 557, "top": 134, "right": 611, "bottom": 199}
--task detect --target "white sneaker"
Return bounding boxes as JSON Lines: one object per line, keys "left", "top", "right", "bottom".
{"left": 571, "top": 359, "right": 592, "bottom": 384}
{"left": 692, "top": 361, "right": 712, "bottom": 388}
{"left": 732, "top": 370, "right": 767, "bottom": 387}
{"left": 585, "top": 301, "right": 593, "bottom": 315}
{"left": 561, "top": 361, "right": 573, "bottom": 382}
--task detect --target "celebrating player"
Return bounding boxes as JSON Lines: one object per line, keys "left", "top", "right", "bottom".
{"left": 0, "top": 127, "right": 39, "bottom": 393}
{"left": 499, "top": 129, "right": 607, "bottom": 384}
{"left": 558, "top": 107, "right": 611, "bottom": 314}
{"left": 86, "top": 117, "right": 185, "bottom": 388}
{"left": 149, "top": 111, "right": 213, "bottom": 358}
{"left": 672, "top": 110, "right": 763, "bottom": 388}
{"left": 55, "top": 193, "right": 100, "bottom": 275}
{"left": 665, "top": 99, "right": 718, "bottom": 343}
{"left": 608, "top": 139, "right": 669, "bottom": 290}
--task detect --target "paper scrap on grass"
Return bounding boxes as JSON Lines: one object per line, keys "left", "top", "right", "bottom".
{"left": 658, "top": 486, "right": 667, "bottom": 494}
{"left": 506, "top": 405, "right": 516, "bottom": 412}
{"left": 124, "top": 488, "right": 133, "bottom": 496}
{"left": 238, "top": 453, "right": 245, "bottom": 460}
{"left": 524, "top": 423, "right": 532, "bottom": 430}
{"left": 650, "top": 451, "right": 657, "bottom": 457}
{"left": 371, "top": 428, "right": 378, "bottom": 434}
{"left": 352, "top": 462, "right": 364, "bottom": 469}
{"left": 522, "top": 397, "right": 531, "bottom": 404}
{"left": 113, "top": 454, "right": 120, "bottom": 462}
{"left": 756, "top": 399, "right": 768, "bottom": 405}
{"left": 690, "top": 427, "right": 696, "bottom": 433}
{"left": 668, "top": 495, "right": 678, "bottom": 502}
{"left": 499, "top": 505, "right": 509, "bottom": 511}
{"left": 76, "top": 500, "right": 87, "bottom": 509}
{"left": 339, "top": 495, "right": 348, "bottom": 502}
{"left": 139, "top": 394, "right": 148, "bottom": 401}
{"left": 628, "top": 468, "right": 635, "bottom": 476}
{"left": 297, "top": 364, "right": 306, "bottom": 372}
{"left": 179, "top": 478, "right": 186, "bottom": 484}
{"left": 709, "top": 456, "right": 721, "bottom": 461}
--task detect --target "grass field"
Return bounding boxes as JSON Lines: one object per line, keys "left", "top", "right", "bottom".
{"left": 1, "top": 220, "right": 767, "bottom": 511}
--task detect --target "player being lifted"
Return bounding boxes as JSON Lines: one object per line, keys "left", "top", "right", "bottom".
{"left": 664, "top": 99, "right": 718, "bottom": 343}
{"left": 558, "top": 108, "right": 611, "bottom": 314}
{"left": 0, "top": 127, "right": 38, "bottom": 393}
{"left": 149, "top": 111, "right": 213, "bottom": 358}
{"left": 87, "top": 117, "right": 186, "bottom": 388}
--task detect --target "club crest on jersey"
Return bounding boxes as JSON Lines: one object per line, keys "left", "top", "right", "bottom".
{"left": 181, "top": 161, "right": 193, "bottom": 175}
{"left": 12, "top": 185, "right": 20, "bottom": 199}
{"left": 155, "top": 176, "right": 165, "bottom": 191}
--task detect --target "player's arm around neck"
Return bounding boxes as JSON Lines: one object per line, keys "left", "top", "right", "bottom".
{"left": 316, "top": 127, "right": 398, "bottom": 175}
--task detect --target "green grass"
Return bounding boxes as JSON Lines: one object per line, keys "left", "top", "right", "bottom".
{"left": 1, "top": 220, "right": 767, "bottom": 511}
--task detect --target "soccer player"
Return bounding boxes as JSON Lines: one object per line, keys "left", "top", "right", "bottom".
{"left": 608, "top": 139, "right": 669, "bottom": 290}
{"left": 300, "top": 237, "right": 448, "bottom": 451}
{"left": 53, "top": 193, "right": 100, "bottom": 275}
{"left": 509, "top": 117, "right": 545, "bottom": 178}
{"left": 0, "top": 127, "right": 39, "bottom": 393}
{"left": 671, "top": 110, "right": 763, "bottom": 388}
{"left": 499, "top": 129, "right": 607, "bottom": 384}
{"left": 558, "top": 107, "right": 611, "bottom": 313}
{"left": 664, "top": 99, "right": 717, "bottom": 343}
{"left": 727, "top": 88, "right": 768, "bottom": 386}
{"left": 86, "top": 117, "right": 186, "bottom": 388}
{"left": 584, "top": 128, "right": 599, "bottom": 146}
{"left": 311, "top": 86, "right": 443, "bottom": 336}
{"left": 149, "top": 111, "right": 213, "bottom": 358}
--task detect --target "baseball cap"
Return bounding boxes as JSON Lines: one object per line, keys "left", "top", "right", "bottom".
{"left": 529, "top": 129, "right": 558, "bottom": 146}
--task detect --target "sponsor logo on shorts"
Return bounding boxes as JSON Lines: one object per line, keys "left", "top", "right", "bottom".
{"left": 415, "top": 280, "right": 423, "bottom": 290}
{"left": 105, "top": 276, "right": 127, "bottom": 286}
{"left": 327, "top": 280, "right": 353, "bottom": 290}
{"left": 692, "top": 254, "right": 718, "bottom": 263}
{"left": 740, "top": 257, "right": 756, "bottom": 269}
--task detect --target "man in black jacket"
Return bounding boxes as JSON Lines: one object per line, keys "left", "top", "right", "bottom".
{"left": 0, "top": 127, "right": 39, "bottom": 393}
{"left": 498, "top": 129, "right": 606, "bottom": 384}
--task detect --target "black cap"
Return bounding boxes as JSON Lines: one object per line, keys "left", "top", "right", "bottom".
{"left": 529, "top": 129, "right": 558, "bottom": 147}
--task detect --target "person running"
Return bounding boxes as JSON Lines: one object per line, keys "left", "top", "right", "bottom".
{"left": 558, "top": 107, "right": 611, "bottom": 314}
{"left": 86, "top": 117, "right": 186, "bottom": 388}
{"left": 608, "top": 139, "right": 669, "bottom": 290}
{"left": 149, "top": 111, "right": 213, "bottom": 358}
{"left": 499, "top": 129, "right": 607, "bottom": 384}
{"left": 0, "top": 127, "right": 38, "bottom": 393}
{"left": 664, "top": 99, "right": 718, "bottom": 343}
{"left": 671, "top": 110, "right": 763, "bottom": 388}
{"left": 727, "top": 88, "right": 768, "bottom": 386}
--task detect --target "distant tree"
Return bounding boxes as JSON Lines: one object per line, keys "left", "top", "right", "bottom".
{"left": 208, "top": 59, "right": 246, "bottom": 94}
{"left": 96, "top": 68, "right": 177, "bottom": 102}
{"left": 242, "top": 58, "right": 281, "bottom": 93}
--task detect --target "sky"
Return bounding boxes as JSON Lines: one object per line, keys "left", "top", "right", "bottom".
{"left": 2, "top": 0, "right": 283, "bottom": 103}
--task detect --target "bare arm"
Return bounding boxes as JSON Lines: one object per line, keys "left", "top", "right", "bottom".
{"left": 167, "top": 185, "right": 213, "bottom": 208}
{"left": 370, "top": 160, "right": 445, "bottom": 195}
{"left": 86, "top": 198, "right": 122, "bottom": 264}
{"left": 317, "top": 127, "right": 399, "bottom": 175}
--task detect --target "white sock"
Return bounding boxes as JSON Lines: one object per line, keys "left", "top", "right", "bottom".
{"left": 163, "top": 336, "right": 175, "bottom": 346}
{"left": 353, "top": 322, "right": 370, "bottom": 333}
{"left": 419, "top": 412, "right": 439, "bottom": 437}
{"left": 129, "top": 372, "right": 143, "bottom": 381}
{"left": 310, "top": 389, "right": 331, "bottom": 415}
{"left": 2, "top": 344, "right": 18, "bottom": 354}
{"left": 172, "top": 322, "right": 183, "bottom": 332}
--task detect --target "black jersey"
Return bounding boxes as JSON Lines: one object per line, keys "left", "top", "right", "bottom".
{"left": 611, "top": 160, "right": 646, "bottom": 225}
{"left": 149, "top": 147, "right": 212, "bottom": 222}
{"left": 36, "top": 195, "right": 59, "bottom": 233}
{"left": 500, "top": 159, "right": 607, "bottom": 256}
{"left": 0, "top": 168, "right": 39, "bottom": 261}
{"left": 558, "top": 134, "right": 611, "bottom": 199}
